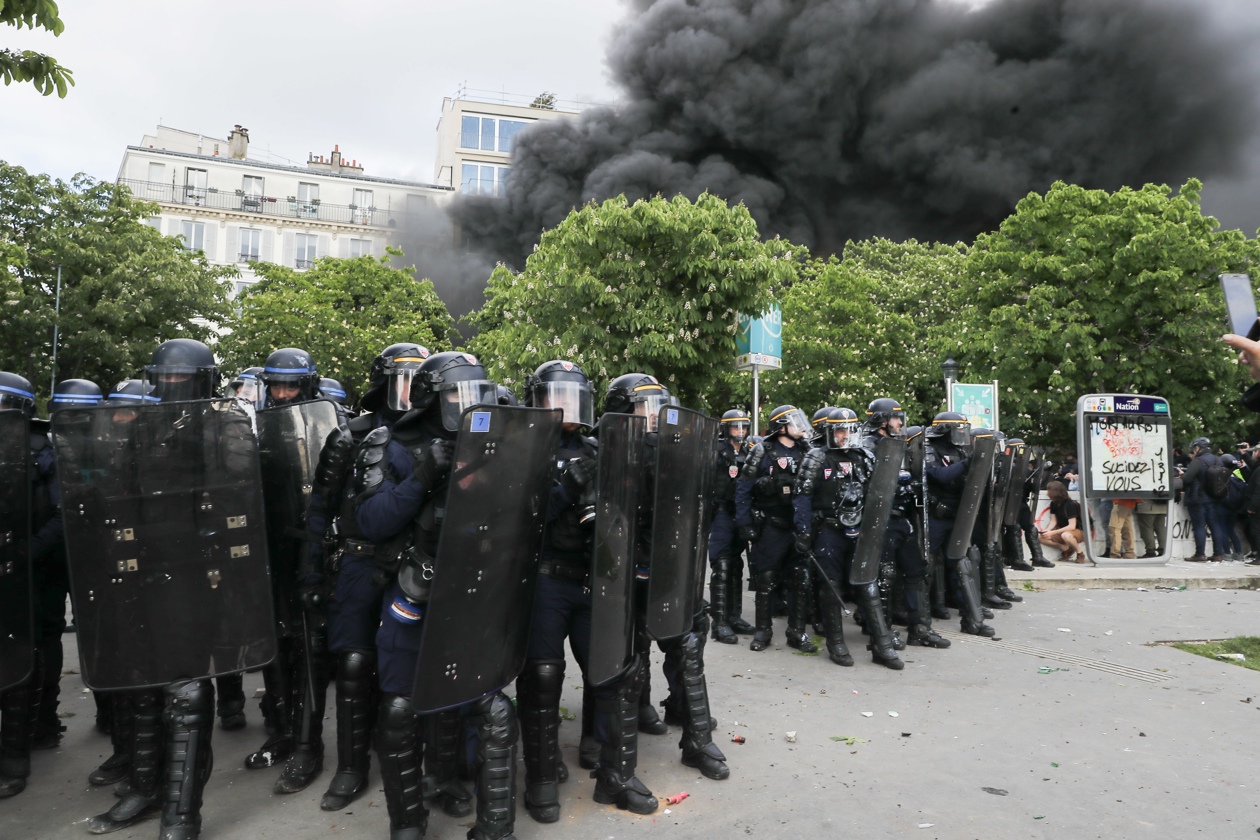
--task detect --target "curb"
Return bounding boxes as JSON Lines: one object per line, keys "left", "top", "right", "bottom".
{"left": 1012, "top": 576, "right": 1260, "bottom": 592}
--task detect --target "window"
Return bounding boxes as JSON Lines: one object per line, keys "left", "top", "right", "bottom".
{"left": 295, "top": 233, "right": 317, "bottom": 268}
{"left": 460, "top": 115, "right": 480, "bottom": 149}
{"left": 298, "top": 182, "right": 319, "bottom": 202}
{"left": 180, "top": 221, "right": 205, "bottom": 252}
{"left": 352, "top": 189, "right": 373, "bottom": 223}
{"left": 242, "top": 175, "right": 264, "bottom": 197}
{"left": 349, "top": 238, "right": 371, "bottom": 258}
{"left": 184, "top": 168, "right": 207, "bottom": 202}
{"left": 498, "top": 120, "right": 527, "bottom": 153}
{"left": 239, "top": 228, "right": 261, "bottom": 262}
{"left": 460, "top": 165, "right": 510, "bottom": 196}
{"left": 147, "top": 162, "right": 165, "bottom": 183}
{"left": 297, "top": 182, "right": 319, "bottom": 218}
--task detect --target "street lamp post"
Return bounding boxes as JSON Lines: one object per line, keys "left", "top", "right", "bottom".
{"left": 941, "top": 356, "right": 959, "bottom": 411}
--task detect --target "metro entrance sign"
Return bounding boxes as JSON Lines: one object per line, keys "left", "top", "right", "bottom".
{"left": 949, "top": 382, "right": 999, "bottom": 432}
{"left": 735, "top": 305, "right": 782, "bottom": 436}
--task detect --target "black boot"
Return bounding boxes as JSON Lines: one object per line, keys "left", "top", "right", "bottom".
{"left": 215, "top": 673, "right": 246, "bottom": 731}
{"left": 467, "top": 691, "right": 518, "bottom": 840}
{"left": 981, "top": 543, "right": 1012, "bottom": 611}
{"left": 817, "top": 582, "right": 854, "bottom": 666}
{"left": 958, "top": 548, "right": 996, "bottom": 637}
{"left": 0, "top": 652, "right": 41, "bottom": 799}
{"left": 88, "top": 688, "right": 163, "bottom": 834}
{"left": 158, "top": 679, "right": 214, "bottom": 840}
{"left": 422, "top": 709, "right": 473, "bottom": 817}
{"left": 664, "top": 630, "right": 729, "bottom": 780}
{"left": 32, "top": 638, "right": 63, "bottom": 750}
{"left": 90, "top": 691, "right": 136, "bottom": 786}
{"left": 904, "top": 578, "right": 950, "bottom": 649}
{"left": 1027, "top": 528, "right": 1055, "bottom": 567}
{"left": 727, "top": 560, "right": 755, "bottom": 634}
{"left": 1003, "top": 526, "right": 1034, "bottom": 571}
{"left": 578, "top": 686, "right": 599, "bottom": 771}
{"left": 930, "top": 560, "right": 950, "bottom": 620}
{"left": 749, "top": 570, "right": 776, "bottom": 651}
{"left": 636, "top": 660, "right": 667, "bottom": 735}
{"left": 321, "top": 651, "right": 376, "bottom": 811}
{"left": 993, "top": 561, "right": 1023, "bottom": 603}
{"left": 592, "top": 662, "right": 657, "bottom": 815}
{"left": 518, "top": 659, "right": 563, "bottom": 823}
{"left": 377, "top": 695, "right": 428, "bottom": 840}
{"left": 276, "top": 628, "right": 329, "bottom": 794}
{"left": 857, "top": 583, "right": 904, "bottom": 670}
{"left": 709, "top": 554, "right": 738, "bottom": 644}
{"left": 784, "top": 562, "right": 818, "bottom": 652}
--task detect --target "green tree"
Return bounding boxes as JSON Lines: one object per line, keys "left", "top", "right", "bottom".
{"left": 956, "top": 179, "right": 1260, "bottom": 448}
{"left": 220, "top": 249, "right": 458, "bottom": 404}
{"left": 0, "top": 161, "right": 233, "bottom": 404}
{"left": 466, "top": 193, "right": 802, "bottom": 410}
{"left": 760, "top": 238, "right": 969, "bottom": 426}
{"left": 2, "top": 0, "right": 74, "bottom": 97}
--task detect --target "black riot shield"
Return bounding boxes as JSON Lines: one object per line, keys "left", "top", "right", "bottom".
{"left": 588, "top": 413, "right": 646, "bottom": 687}
{"left": 987, "top": 447, "right": 1014, "bottom": 545}
{"left": 412, "top": 405, "right": 561, "bottom": 713}
{"left": 54, "top": 399, "right": 276, "bottom": 691}
{"left": 1002, "top": 444, "right": 1032, "bottom": 528}
{"left": 849, "top": 436, "right": 907, "bottom": 586}
{"left": 0, "top": 411, "right": 33, "bottom": 692}
{"left": 645, "top": 407, "right": 720, "bottom": 641}
{"left": 257, "top": 400, "right": 341, "bottom": 635}
{"left": 945, "top": 435, "right": 998, "bottom": 562}
{"left": 908, "top": 434, "right": 931, "bottom": 570}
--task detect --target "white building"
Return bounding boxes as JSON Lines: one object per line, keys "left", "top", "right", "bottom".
{"left": 432, "top": 90, "right": 580, "bottom": 196}
{"left": 116, "top": 125, "right": 453, "bottom": 295}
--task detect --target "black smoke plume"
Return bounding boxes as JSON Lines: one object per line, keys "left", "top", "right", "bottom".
{"left": 454, "top": 0, "right": 1260, "bottom": 267}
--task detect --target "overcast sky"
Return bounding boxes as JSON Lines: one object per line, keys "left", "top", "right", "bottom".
{"left": 2, "top": 0, "right": 1257, "bottom": 234}
{"left": 0, "top": 0, "right": 626, "bottom": 184}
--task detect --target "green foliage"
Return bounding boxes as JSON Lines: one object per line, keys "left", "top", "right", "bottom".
{"left": 1169, "top": 636, "right": 1260, "bottom": 672}
{"left": 0, "top": 161, "right": 233, "bottom": 406}
{"left": 219, "top": 249, "right": 457, "bottom": 404}
{"left": 760, "top": 239, "right": 969, "bottom": 426}
{"left": 956, "top": 180, "right": 1260, "bottom": 448}
{"left": 467, "top": 193, "right": 801, "bottom": 411}
{"left": 1, "top": 0, "right": 74, "bottom": 97}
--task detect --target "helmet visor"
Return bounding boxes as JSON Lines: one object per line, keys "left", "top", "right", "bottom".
{"left": 633, "top": 394, "right": 678, "bottom": 433}
{"left": 234, "top": 379, "right": 267, "bottom": 410}
{"left": 827, "top": 421, "right": 861, "bottom": 449}
{"left": 723, "top": 420, "right": 749, "bottom": 440}
{"left": 387, "top": 368, "right": 419, "bottom": 412}
{"left": 439, "top": 380, "right": 497, "bottom": 431}
{"left": 949, "top": 423, "right": 972, "bottom": 447}
{"left": 0, "top": 393, "right": 33, "bottom": 413}
{"left": 533, "top": 380, "right": 593, "bottom": 428}
{"left": 773, "top": 408, "right": 812, "bottom": 440}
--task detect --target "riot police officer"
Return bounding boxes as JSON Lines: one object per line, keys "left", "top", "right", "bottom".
{"left": 709, "top": 410, "right": 754, "bottom": 644}
{"left": 1003, "top": 439, "right": 1054, "bottom": 570}
{"left": 228, "top": 367, "right": 266, "bottom": 410}
{"left": 924, "top": 412, "right": 994, "bottom": 637}
{"left": 735, "top": 405, "right": 816, "bottom": 653}
{"left": 319, "top": 377, "right": 350, "bottom": 408}
{"left": 366, "top": 350, "right": 516, "bottom": 840}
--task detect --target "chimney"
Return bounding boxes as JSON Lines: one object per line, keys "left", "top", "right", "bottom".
{"left": 330, "top": 144, "right": 342, "bottom": 172}
{"left": 228, "top": 125, "right": 249, "bottom": 160}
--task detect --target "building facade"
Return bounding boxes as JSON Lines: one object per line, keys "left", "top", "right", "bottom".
{"left": 432, "top": 92, "right": 579, "bottom": 196}
{"left": 116, "top": 125, "right": 453, "bottom": 296}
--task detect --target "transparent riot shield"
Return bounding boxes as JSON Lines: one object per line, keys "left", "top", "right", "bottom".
{"left": 0, "top": 411, "right": 33, "bottom": 692}
{"left": 1003, "top": 444, "right": 1032, "bottom": 528}
{"left": 645, "top": 406, "right": 720, "bottom": 641}
{"left": 257, "top": 400, "right": 341, "bottom": 636}
{"left": 849, "top": 436, "right": 906, "bottom": 586}
{"left": 588, "top": 413, "right": 645, "bottom": 687}
{"left": 412, "top": 405, "right": 562, "bottom": 713}
{"left": 54, "top": 399, "right": 276, "bottom": 690}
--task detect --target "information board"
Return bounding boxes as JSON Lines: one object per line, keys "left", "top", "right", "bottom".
{"left": 1078, "top": 395, "right": 1173, "bottom": 499}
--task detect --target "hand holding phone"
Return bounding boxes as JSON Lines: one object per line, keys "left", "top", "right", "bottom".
{"left": 1220, "top": 274, "right": 1260, "bottom": 339}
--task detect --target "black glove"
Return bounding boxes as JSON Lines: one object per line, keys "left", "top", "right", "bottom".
{"left": 562, "top": 456, "right": 598, "bottom": 497}
{"left": 739, "top": 525, "right": 758, "bottom": 545}
{"left": 413, "top": 439, "right": 454, "bottom": 488}
{"left": 297, "top": 583, "right": 328, "bottom": 618}
{"left": 794, "top": 532, "right": 812, "bottom": 556}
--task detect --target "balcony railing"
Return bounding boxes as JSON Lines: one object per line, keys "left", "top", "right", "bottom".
{"left": 120, "top": 178, "right": 392, "bottom": 227}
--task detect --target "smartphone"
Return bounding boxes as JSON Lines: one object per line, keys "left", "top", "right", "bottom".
{"left": 1221, "top": 274, "right": 1260, "bottom": 339}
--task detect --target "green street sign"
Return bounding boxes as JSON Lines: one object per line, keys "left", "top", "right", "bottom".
{"left": 950, "top": 382, "right": 999, "bottom": 431}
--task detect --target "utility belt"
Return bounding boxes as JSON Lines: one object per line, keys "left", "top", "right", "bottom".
{"left": 397, "top": 545, "right": 436, "bottom": 605}
{"left": 931, "top": 499, "right": 960, "bottom": 520}
{"left": 818, "top": 517, "right": 861, "bottom": 539}
{"left": 539, "top": 559, "right": 590, "bottom": 586}
{"left": 762, "top": 513, "right": 793, "bottom": 532}
{"left": 343, "top": 538, "right": 376, "bottom": 557}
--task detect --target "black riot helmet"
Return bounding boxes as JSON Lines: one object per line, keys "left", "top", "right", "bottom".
{"left": 496, "top": 385, "right": 519, "bottom": 407}
{"left": 927, "top": 411, "right": 971, "bottom": 447}
{"left": 319, "top": 377, "right": 348, "bottom": 405}
{"left": 260, "top": 347, "right": 319, "bottom": 407}
{"left": 720, "top": 409, "right": 750, "bottom": 441}
{"left": 106, "top": 378, "right": 160, "bottom": 407}
{"left": 865, "top": 397, "right": 907, "bottom": 436}
{"left": 766, "top": 404, "right": 812, "bottom": 441}
{"left": 904, "top": 424, "right": 924, "bottom": 442}
{"left": 50, "top": 379, "right": 103, "bottom": 413}
{"left": 603, "top": 373, "right": 677, "bottom": 432}
{"left": 0, "top": 371, "right": 36, "bottom": 416}
{"left": 411, "top": 351, "right": 497, "bottom": 432}
{"left": 361, "top": 342, "right": 431, "bottom": 414}
{"left": 811, "top": 406, "right": 836, "bottom": 443}
{"left": 825, "top": 407, "right": 860, "bottom": 450}
{"left": 527, "top": 360, "right": 594, "bottom": 429}
{"left": 145, "top": 339, "right": 220, "bottom": 402}
{"left": 230, "top": 366, "right": 266, "bottom": 410}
